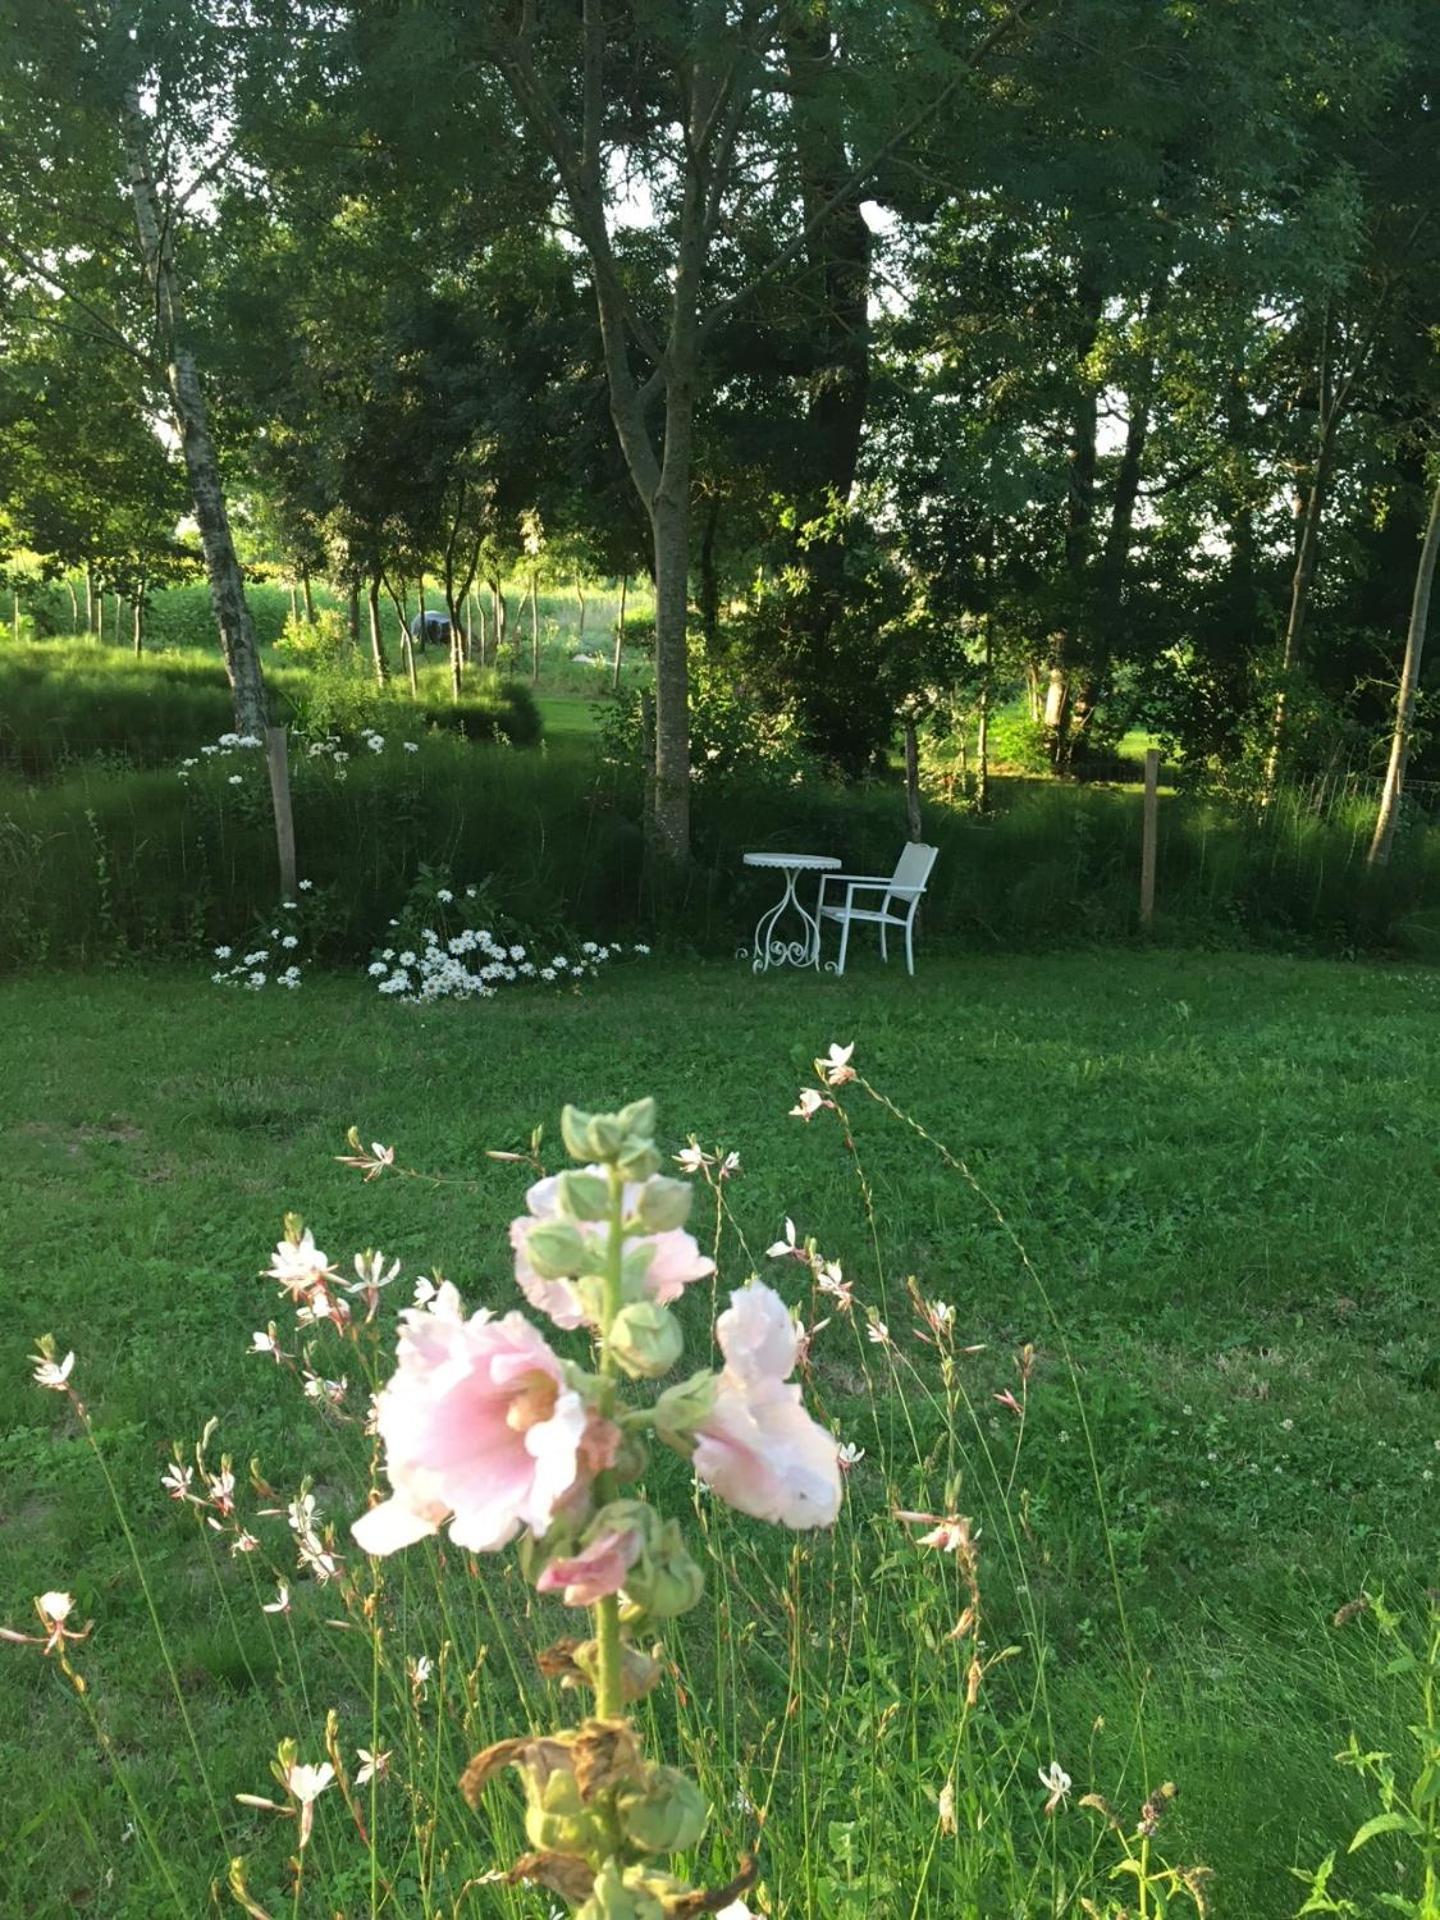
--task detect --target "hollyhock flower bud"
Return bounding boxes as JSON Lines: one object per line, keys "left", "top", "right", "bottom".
{"left": 652, "top": 1371, "right": 718, "bottom": 1451}
{"left": 576, "top": 1860, "right": 665, "bottom": 1920}
{"left": 524, "top": 1764, "right": 609, "bottom": 1857}
{"left": 633, "top": 1177, "right": 693, "bottom": 1234}
{"left": 685, "top": 1283, "right": 843, "bottom": 1530}
{"left": 608, "top": 1301, "right": 683, "bottom": 1380}
{"left": 616, "top": 1764, "right": 708, "bottom": 1854}
{"left": 536, "top": 1523, "right": 644, "bottom": 1607}
{"left": 624, "top": 1517, "right": 704, "bottom": 1619}
{"left": 524, "top": 1220, "right": 589, "bottom": 1280}
{"left": 352, "top": 1284, "right": 587, "bottom": 1556}
{"left": 556, "top": 1169, "right": 611, "bottom": 1221}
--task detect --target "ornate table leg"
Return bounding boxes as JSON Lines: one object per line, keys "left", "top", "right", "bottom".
{"left": 748, "top": 868, "right": 822, "bottom": 973}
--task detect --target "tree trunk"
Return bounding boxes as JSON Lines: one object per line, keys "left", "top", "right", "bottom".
{"left": 1047, "top": 273, "right": 1104, "bottom": 772}
{"left": 132, "top": 587, "right": 144, "bottom": 657}
{"left": 903, "top": 717, "right": 922, "bottom": 841}
{"left": 368, "top": 576, "right": 389, "bottom": 687}
{"left": 85, "top": 565, "right": 96, "bottom": 637}
{"left": 288, "top": 580, "right": 298, "bottom": 624}
{"left": 575, "top": 573, "right": 586, "bottom": 643}
{"left": 415, "top": 574, "right": 427, "bottom": 652}
{"left": 469, "top": 588, "right": 483, "bottom": 664}
{"left": 530, "top": 569, "right": 540, "bottom": 683}
{"left": 650, "top": 488, "right": 692, "bottom": 871}
{"left": 490, "top": 577, "right": 508, "bottom": 662}
{"left": 612, "top": 573, "right": 628, "bottom": 692}
{"left": 122, "top": 87, "right": 266, "bottom": 737}
{"left": 347, "top": 580, "right": 360, "bottom": 651}
{"left": 302, "top": 572, "right": 316, "bottom": 624}
{"left": 67, "top": 579, "right": 78, "bottom": 633}
{"left": 977, "top": 614, "right": 992, "bottom": 813}
{"left": 1368, "top": 474, "right": 1440, "bottom": 867}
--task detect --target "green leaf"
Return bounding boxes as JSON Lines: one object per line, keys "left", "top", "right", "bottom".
{"left": 1348, "top": 1810, "right": 1422, "bottom": 1852}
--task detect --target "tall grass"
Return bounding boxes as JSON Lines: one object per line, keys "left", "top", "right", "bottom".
{"left": 3, "top": 739, "right": 1438, "bottom": 970}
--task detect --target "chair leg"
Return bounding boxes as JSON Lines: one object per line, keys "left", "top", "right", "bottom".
{"left": 879, "top": 919, "right": 888, "bottom": 964}
{"left": 905, "top": 908, "right": 915, "bottom": 976}
{"left": 837, "top": 915, "right": 851, "bottom": 977}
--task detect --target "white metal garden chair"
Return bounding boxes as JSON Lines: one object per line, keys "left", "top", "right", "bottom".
{"left": 816, "top": 843, "right": 938, "bottom": 976}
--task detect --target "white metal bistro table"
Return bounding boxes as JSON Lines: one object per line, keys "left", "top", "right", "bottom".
{"left": 740, "top": 851, "right": 841, "bottom": 973}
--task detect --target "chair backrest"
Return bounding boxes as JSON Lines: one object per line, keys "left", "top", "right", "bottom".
{"left": 886, "top": 842, "right": 938, "bottom": 906}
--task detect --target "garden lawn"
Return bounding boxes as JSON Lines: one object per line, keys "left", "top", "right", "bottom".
{"left": 3, "top": 951, "right": 1440, "bottom": 1918}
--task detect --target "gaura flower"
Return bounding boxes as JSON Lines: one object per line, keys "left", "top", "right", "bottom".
{"left": 355, "top": 1747, "right": 391, "bottom": 1787}
{"left": 690, "top": 1283, "right": 843, "bottom": 1530}
{"left": 265, "top": 1230, "right": 337, "bottom": 1301}
{"left": 353, "top": 1284, "right": 587, "bottom": 1556}
{"left": 1039, "top": 1760, "right": 1072, "bottom": 1815}
{"left": 510, "top": 1168, "right": 713, "bottom": 1331}
{"left": 535, "top": 1525, "right": 644, "bottom": 1607}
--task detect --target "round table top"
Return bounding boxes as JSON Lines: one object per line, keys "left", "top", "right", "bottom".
{"left": 742, "top": 851, "right": 841, "bottom": 871}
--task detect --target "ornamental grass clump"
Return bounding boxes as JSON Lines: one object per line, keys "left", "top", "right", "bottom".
{"left": 352, "top": 1097, "right": 841, "bottom": 1917}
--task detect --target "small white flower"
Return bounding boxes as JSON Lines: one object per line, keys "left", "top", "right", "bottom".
{"left": 214, "top": 945, "right": 232, "bottom": 960}
{"left": 435, "top": 888, "right": 453, "bottom": 903}
{"left": 355, "top": 1748, "right": 391, "bottom": 1787}
{"left": 298, "top": 879, "right": 314, "bottom": 891}
{"left": 403, "top": 740, "right": 419, "bottom": 753}
{"left": 228, "top": 774, "right": 243, "bottom": 786}
{"left": 766, "top": 1217, "right": 799, "bottom": 1259}
{"left": 262, "top": 1582, "right": 291, "bottom": 1615}
{"left": 790, "top": 1088, "right": 825, "bottom": 1121}
{"left": 31, "top": 1349, "right": 75, "bottom": 1392}
{"left": 866, "top": 1319, "right": 891, "bottom": 1346}
{"left": 837, "top": 1441, "right": 865, "bottom": 1471}
{"left": 281, "top": 935, "right": 298, "bottom": 950}
{"left": 1039, "top": 1761, "right": 1072, "bottom": 1815}
{"left": 819, "top": 1041, "right": 856, "bottom": 1086}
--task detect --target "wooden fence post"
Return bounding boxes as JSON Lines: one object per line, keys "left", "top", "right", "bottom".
{"left": 266, "top": 726, "right": 298, "bottom": 900}
{"left": 1140, "top": 746, "right": 1160, "bottom": 925}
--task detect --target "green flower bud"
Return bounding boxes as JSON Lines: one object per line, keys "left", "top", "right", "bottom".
{"left": 608, "top": 1302, "right": 683, "bottom": 1381}
{"left": 634, "top": 1176, "right": 693, "bottom": 1233}
{"left": 616, "top": 1765, "right": 709, "bottom": 1855}
{"left": 561, "top": 1105, "right": 596, "bottom": 1162}
{"left": 523, "top": 1764, "right": 607, "bottom": 1857}
{"left": 587, "top": 1114, "right": 627, "bottom": 1161}
{"left": 653, "top": 1370, "right": 719, "bottom": 1453}
{"left": 573, "top": 1272, "right": 610, "bottom": 1326}
{"left": 524, "top": 1220, "right": 589, "bottom": 1280}
{"left": 616, "top": 1140, "right": 662, "bottom": 1184}
{"left": 556, "top": 1169, "right": 613, "bottom": 1221}
{"left": 617, "top": 1097, "right": 657, "bottom": 1143}
{"left": 625, "top": 1518, "right": 704, "bottom": 1620}
{"left": 576, "top": 1860, "right": 665, "bottom": 1920}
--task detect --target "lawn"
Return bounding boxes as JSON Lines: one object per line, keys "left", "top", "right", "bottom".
{"left": 4, "top": 951, "right": 1440, "bottom": 1917}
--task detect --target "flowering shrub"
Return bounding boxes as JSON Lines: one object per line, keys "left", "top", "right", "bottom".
{"left": 367, "top": 870, "right": 648, "bottom": 1002}
{"left": 210, "top": 879, "right": 328, "bottom": 991}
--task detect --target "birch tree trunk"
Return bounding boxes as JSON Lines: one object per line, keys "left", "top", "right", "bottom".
{"left": 122, "top": 88, "right": 267, "bottom": 738}
{"left": 1368, "top": 474, "right": 1440, "bottom": 867}
{"left": 368, "top": 577, "right": 390, "bottom": 687}
{"left": 612, "top": 573, "right": 627, "bottom": 692}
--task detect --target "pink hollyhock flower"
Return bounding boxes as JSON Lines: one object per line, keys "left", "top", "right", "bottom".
{"left": 352, "top": 1283, "right": 587, "bottom": 1556}
{"left": 692, "top": 1283, "right": 842, "bottom": 1530}
{"left": 510, "top": 1168, "right": 713, "bottom": 1330}
{"left": 536, "top": 1525, "right": 644, "bottom": 1606}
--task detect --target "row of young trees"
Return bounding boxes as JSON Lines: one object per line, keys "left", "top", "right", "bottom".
{"left": 1, "top": 0, "right": 1437, "bottom": 869}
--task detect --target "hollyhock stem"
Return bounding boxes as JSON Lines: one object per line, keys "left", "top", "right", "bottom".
{"left": 593, "top": 1161, "right": 627, "bottom": 1719}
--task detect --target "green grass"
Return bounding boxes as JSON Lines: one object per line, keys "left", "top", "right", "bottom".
{"left": 4, "top": 952, "right": 1440, "bottom": 1916}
